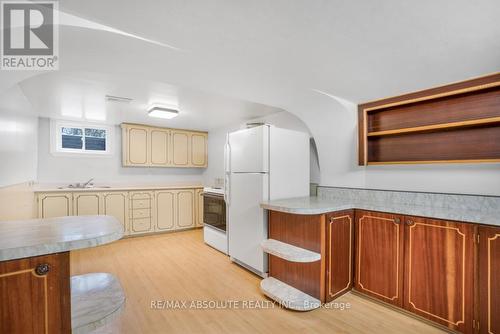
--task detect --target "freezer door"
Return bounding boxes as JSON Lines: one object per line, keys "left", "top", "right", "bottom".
{"left": 228, "top": 125, "right": 269, "bottom": 173}
{"left": 227, "top": 173, "right": 269, "bottom": 274}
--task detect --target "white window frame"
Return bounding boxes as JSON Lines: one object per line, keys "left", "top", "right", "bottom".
{"left": 50, "top": 120, "right": 113, "bottom": 156}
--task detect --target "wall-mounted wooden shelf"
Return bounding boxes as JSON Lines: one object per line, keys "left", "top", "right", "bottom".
{"left": 358, "top": 73, "right": 500, "bottom": 165}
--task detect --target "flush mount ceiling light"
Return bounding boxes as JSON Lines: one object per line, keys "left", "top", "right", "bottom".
{"left": 148, "top": 106, "right": 179, "bottom": 119}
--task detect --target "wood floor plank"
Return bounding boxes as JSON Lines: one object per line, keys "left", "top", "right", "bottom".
{"left": 70, "top": 229, "right": 445, "bottom": 334}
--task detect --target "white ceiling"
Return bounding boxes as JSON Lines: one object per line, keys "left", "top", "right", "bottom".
{"left": 0, "top": 0, "right": 499, "bottom": 128}
{"left": 15, "top": 71, "right": 282, "bottom": 130}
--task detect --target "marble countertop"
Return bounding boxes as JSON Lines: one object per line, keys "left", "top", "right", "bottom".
{"left": 33, "top": 183, "right": 203, "bottom": 193}
{"left": 261, "top": 196, "right": 500, "bottom": 227}
{"left": 0, "top": 215, "right": 123, "bottom": 261}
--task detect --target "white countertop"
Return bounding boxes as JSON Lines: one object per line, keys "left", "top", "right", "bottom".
{"left": 33, "top": 183, "right": 204, "bottom": 193}
{"left": 261, "top": 196, "right": 500, "bottom": 227}
{"left": 0, "top": 215, "right": 123, "bottom": 261}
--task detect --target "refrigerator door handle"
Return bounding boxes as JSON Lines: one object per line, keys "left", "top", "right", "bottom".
{"left": 224, "top": 138, "right": 231, "bottom": 205}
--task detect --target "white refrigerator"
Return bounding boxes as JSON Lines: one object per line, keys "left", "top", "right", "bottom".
{"left": 225, "top": 124, "right": 310, "bottom": 277}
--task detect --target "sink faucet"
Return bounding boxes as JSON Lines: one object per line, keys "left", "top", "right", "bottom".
{"left": 82, "top": 178, "right": 94, "bottom": 188}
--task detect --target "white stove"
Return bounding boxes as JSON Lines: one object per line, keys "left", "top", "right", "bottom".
{"left": 202, "top": 187, "right": 228, "bottom": 254}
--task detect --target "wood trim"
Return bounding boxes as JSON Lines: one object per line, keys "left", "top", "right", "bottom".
{"left": 121, "top": 122, "right": 208, "bottom": 135}
{"left": 367, "top": 116, "right": 500, "bottom": 137}
{"left": 360, "top": 72, "right": 500, "bottom": 108}
{"left": 367, "top": 159, "right": 500, "bottom": 165}
{"left": 320, "top": 214, "right": 326, "bottom": 302}
{"left": 407, "top": 222, "right": 466, "bottom": 326}
{"left": 364, "top": 81, "right": 500, "bottom": 113}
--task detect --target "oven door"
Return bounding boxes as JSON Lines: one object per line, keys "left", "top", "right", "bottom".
{"left": 203, "top": 192, "right": 226, "bottom": 232}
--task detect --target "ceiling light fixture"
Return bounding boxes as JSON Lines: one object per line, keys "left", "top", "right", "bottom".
{"left": 148, "top": 106, "right": 179, "bottom": 119}
{"left": 105, "top": 95, "right": 133, "bottom": 103}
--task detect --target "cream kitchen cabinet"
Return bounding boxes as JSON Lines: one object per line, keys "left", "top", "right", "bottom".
{"left": 37, "top": 192, "right": 73, "bottom": 218}
{"left": 155, "top": 190, "right": 176, "bottom": 231}
{"left": 102, "top": 192, "right": 129, "bottom": 236}
{"left": 195, "top": 188, "right": 204, "bottom": 227}
{"left": 129, "top": 191, "right": 154, "bottom": 235}
{"left": 73, "top": 192, "right": 102, "bottom": 216}
{"left": 121, "top": 123, "right": 208, "bottom": 168}
{"left": 154, "top": 189, "right": 197, "bottom": 231}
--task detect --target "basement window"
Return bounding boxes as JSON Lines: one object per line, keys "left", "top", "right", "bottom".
{"left": 52, "top": 120, "right": 112, "bottom": 155}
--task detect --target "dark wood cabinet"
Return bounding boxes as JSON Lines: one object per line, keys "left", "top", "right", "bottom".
{"left": 354, "top": 210, "right": 405, "bottom": 307}
{"left": 479, "top": 225, "right": 500, "bottom": 334}
{"left": 325, "top": 210, "right": 354, "bottom": 302}
{"left": 0, "top": 252, "right": 71, "bottom": 334}
{"left": 403, "top": 216, "right": 475, "bottom": 333}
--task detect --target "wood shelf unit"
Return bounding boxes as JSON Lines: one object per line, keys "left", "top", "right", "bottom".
{"left": 358, "top": 73, "right": 500, "bottom": 165}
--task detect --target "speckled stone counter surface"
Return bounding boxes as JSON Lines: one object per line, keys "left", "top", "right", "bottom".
{"left": 261, "top": 188, "right": 500, "bottom": 227}
{"left": 0, "top": 215, "right": 123, "bottom": 261}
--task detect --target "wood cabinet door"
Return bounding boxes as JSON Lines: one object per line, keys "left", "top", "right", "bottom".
{"left": 73, "top": 192, "right": 101, "bottom": 216}
{"left": 150, "top": 129, "right": 170, "bottom": 166}
{"left": 171, "top": 130, "right": 189, "bottom": 166}
{"left": 127, "top": 126, "right": 148, "bottom": 165}
{"left": 175, "top": 190, "right": 195, "bottom": 228}
{"left": 38, "top": 193, "right": 72, "bottom": 218}
{"left": 354, "top": 210, "right": 404, "bottom": 307}
{"left": 102, "top": 192, "right": 128, "bottom": 235}
{"left": 403, "top": 216, "right": 474, "bottom": 333}
{"left": 479, "top": 225, "right": 500, "bottom": 334}
{"left": 0, "top": 252, "right": 71, "bottom": 334}
{"left": 190, "top": 133, "right": 207, "bottom": 167}
{"left": 155, "top": 190, "right": 176, "bottom": 231}
{"left": 326, "top": 210, "right": 354, "bottom": 302}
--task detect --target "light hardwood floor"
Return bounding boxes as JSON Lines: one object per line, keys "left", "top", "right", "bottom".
{"left": 71, "top": 229, "right": 446, "bottom": 334}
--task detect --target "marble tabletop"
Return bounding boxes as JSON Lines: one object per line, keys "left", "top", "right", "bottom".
{"left": 261, "top": 196, "right": 500, "bottom": 227}
{"left": 0, "top": 215, "right": 123, "bottom": 261}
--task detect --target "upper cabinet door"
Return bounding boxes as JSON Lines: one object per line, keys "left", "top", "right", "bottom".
{"left": 479, "top": 225, "right": 500, "bottom": 334}
{"left": 127, "top": 126, "right": 148, "bottom": 165}
{"left": 191, "top": 133, "right": 207, "bottom": 167}
{"left": 354, "top": 210, "right": 404, "bottom": 307}
{"left": 403, "top": 217, "right": 474, "bottom": 333}
{"left": 228, "top": 125, "right": 269, "bottom": 173}
{"left": 150, "top": 129, "right": 170, "bottom": 166}
{"left": 171, "top": 130, "right": 189, "bottom": 166}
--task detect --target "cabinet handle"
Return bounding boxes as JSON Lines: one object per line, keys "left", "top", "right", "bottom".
{"left": 35, "top": 263, "right": 50, "bottom": 276}
{"left": 394, "top": 217, "right": 401, "bottom": 224}
{"left": 406, "top": 220, "right": 413, "bottom": 226}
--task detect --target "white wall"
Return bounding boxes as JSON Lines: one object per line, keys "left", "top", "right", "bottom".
{"left": 202, "top": 111, "right": 316, "bottom": 186}
{"left": 37, "top": 117, "right": 204, "bottom": 184}
{"left": 0, "top": 87, "right": 38, "bottom": 188}
{"left": 287, "top": 92, "right": 500, "bottom": 196}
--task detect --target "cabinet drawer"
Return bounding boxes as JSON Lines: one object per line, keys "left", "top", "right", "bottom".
{"left": 130, "top": 208, "right": 151, "bottom": 219}
{"left": 130, "top": 218, "right": 152, "bottom": 233}
{"left": 130, "top": 193, "right": 152, "bottom": 200}
{"left": 131, "top": 199, "right": 151, "bottom": 209}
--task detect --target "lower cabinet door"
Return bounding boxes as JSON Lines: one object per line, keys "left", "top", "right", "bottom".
{"left": 479, "top": 225, "right": 500, "bottom": 334}
{"left": 0, "top": 252, "right": 71, "bottom": 334}
{"left": 403, "top": 216, "right": 474, "bottom": 334}
{"left": 325, "top": 210, "right": 354, "bottom": 302}
{"left": 73, "top": 192, "right": 101, "bottom": 216}
{"left": 176, "top": 190, "right": 195, "bottom": 228}
{"left": 155, "top": 190, "right": 176, "bottom": 231}
{"left": 354, "top": 210, "right": 404, "bottom": 307}
{"left": 38, "top": 193, "right": 72, "bottom": 218}
{"left": 102, "top": 192, "right": 128, "bottom": 235}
